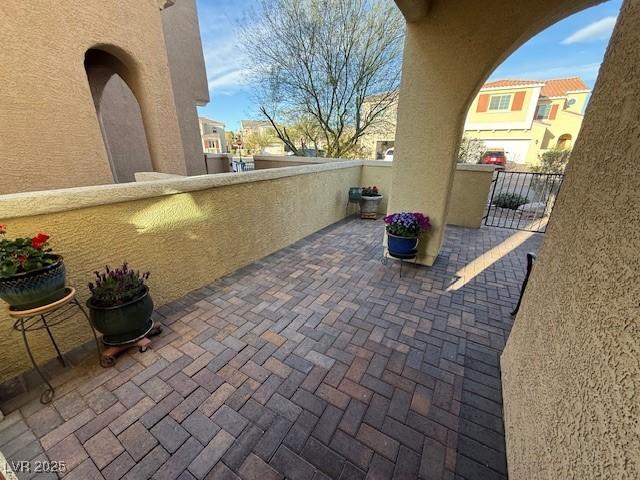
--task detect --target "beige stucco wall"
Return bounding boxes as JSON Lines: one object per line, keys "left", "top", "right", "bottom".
{"left": 0, "top": 1, "right": 189, "bottom": 194}
{"left": 361, "top": 163, "right": 495, "bottom": 226}
{"left": 161, "top": 0, "right": 210, "bottom": 175}
{"left": 98, "top": 74, "right": 154, "bottom": 183}
{"left": 0, "top": 163, "right": 360, "bottom": 384}
{"left": 501, "top": 2, "right": 639, "bottom": 478}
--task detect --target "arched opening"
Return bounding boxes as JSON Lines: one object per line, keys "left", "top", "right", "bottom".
{"left": 84, "top": 48, "right": 153, "bottom": 183}
{"left": 557, "top": 133, "right": 573, "bottom": 149}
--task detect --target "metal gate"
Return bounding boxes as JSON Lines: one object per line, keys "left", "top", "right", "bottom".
{"left": 484, "top": 171, "right": 564, "bottom": 233}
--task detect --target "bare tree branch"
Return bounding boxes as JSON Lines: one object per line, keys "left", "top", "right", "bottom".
{"left": 241, "top": 0, "right": 404, "bottom": 158}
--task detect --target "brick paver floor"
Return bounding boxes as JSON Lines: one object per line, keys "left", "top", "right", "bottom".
{"left": 0, "top": 218, "right": 542, "bottom": 479}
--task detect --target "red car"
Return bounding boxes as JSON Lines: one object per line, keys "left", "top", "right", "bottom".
{"left": 481, "top": 149, "right": 507, "bottom": 167}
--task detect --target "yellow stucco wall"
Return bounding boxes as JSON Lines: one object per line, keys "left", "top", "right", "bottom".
{"left": 1, "top": 0, "right": 187, "bottom": 194}
{"left": 465, "top": 86, "right": 537, "bottom": 125}
{"left": 501, "top": 2, "right": 640, "bottom": 478}
{"left": 0, "top": 165, "right": 360, "bottom": 383}
{"left": 362, "top": 163, "right": 495, "bottom": 226}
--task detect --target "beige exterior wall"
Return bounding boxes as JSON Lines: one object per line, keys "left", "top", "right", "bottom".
{"left": 161, "top": 0, "right": 211, "bottom": 176}
{"left": 0, "top": 0, "right": 207, "bottom": 194}
{"left": 361, "top": 163, "right": 495, "bottom": 226}
{"left": 0, "top": 163, "right": 360, "bottom": 385}
{"left": 501, "top": 3, "right": 639, "bottom": 478}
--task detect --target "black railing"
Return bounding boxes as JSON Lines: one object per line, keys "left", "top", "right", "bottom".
{"left": 485, "top": 171, "right": 564, "bottom": 233}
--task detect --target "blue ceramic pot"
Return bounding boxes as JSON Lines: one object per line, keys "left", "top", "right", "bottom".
{"left": 0, "top": 255, "right": 66, "bottom": 310}
{"left": 387, "top": 234, "right": 418, "bottom": 255}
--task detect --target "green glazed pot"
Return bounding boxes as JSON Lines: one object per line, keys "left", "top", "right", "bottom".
{"left": 0, "top": 255, "right": 66, "bottom": 310}
{"left": 87, "top": 287, "right": 154, "bottom": 345}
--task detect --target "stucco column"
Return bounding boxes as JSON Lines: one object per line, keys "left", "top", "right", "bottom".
{"left": 132, "top": 66, "right": 188, "bottom": 176}
{"left": 389, "top": 0, "right": 600, "bottom": 266}
{"left": 501, "top": 2, "right": 640, "bottom": 477}
{"left": 388, "top": 24, "right": 480, "bottom": 266}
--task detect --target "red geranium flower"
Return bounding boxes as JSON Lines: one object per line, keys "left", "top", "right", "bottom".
{"left": 31, "top": 233, "right": 50, "bottom": 250}
{"left": 0, "top": 224, "right": 6, "bottom": 235}
{"left": 17, "top": 255, "right": 27, "bottom": 266}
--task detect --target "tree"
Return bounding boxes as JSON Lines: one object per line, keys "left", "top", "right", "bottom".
{"left": 241, "top": 0, "right": 404, "bottom": 158}
{"left": 243, "top": 128, "right": 278, "bottom": 154}
{"left": 530, "top": 148, "right": 571, "bottom": 173}
{"left": 458, "top": 136, "right": 486, "bottom": 164}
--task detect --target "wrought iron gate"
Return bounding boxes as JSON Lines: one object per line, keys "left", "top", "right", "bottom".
{"left": 484, "top": 171, "right": 564, "bottom": 233}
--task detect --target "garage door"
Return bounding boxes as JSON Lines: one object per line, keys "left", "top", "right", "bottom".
{"left": 482, "top": 139, "right": 531, "bottom": 164}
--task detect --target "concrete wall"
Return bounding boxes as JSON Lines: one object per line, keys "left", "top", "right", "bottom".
{"left": 0, "top": 162, "right": 360, "bottom": 386}
{"left": 501, "top": 3, "right": 639, "bottom": 478}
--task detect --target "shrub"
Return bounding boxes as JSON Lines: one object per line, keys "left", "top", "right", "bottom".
{"left": 458, "top": 136, "right": 486, "bottom": 164}
{"left": 88, "top": 263, "right": 150, "bottom": 307}
{"left": 530, "top": 148, "right": 570, "bottom": 173}
{"left": 492, "top": 193, "right": 528, "bottom": 210}
{"left": 0, "top": 225, "right": 58, "bottom": 277}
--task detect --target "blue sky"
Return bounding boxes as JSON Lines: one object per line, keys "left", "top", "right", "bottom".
{"left": 195, "top": 0, "right": 622, "bottom": 131}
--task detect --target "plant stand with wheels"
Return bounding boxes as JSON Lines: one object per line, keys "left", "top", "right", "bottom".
{"left": 99, "top": 323, "right": 163, "bottom": 367}
{"left": 6, "top": 287, "right": 102, "bottom": 404}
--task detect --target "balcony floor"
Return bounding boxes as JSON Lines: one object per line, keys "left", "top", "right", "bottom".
{"left": 0, "top": 217, "right": 541, "bottom": 480}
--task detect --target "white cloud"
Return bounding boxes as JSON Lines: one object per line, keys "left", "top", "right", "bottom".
{"left": 562, "top": 16, "right": 617, "bottom": 45}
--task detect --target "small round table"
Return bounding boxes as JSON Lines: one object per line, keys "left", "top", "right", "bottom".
{"left": 7, "top": 287, "right": 102, "bottom": 404}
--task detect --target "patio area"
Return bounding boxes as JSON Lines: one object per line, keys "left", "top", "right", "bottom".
{"left": 0, "top": 218, "right": 541, "bottom": 480}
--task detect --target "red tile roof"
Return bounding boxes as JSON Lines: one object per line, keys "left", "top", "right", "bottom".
{"left": 482, "top": 77, "right": 589, "bottom": 97}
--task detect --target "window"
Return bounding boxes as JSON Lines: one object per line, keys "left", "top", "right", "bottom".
{"left": 536, "top": 104, "right": 551, "bottom": 119}
{"left": 489, "top": 95, "right": 511, "bottom": 111}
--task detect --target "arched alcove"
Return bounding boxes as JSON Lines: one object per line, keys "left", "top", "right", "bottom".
{"left": 84, "top": 48, "right": 153, "bottom": 183}
{"left": 557, "top": 133, "right": 573, "bottom": 149}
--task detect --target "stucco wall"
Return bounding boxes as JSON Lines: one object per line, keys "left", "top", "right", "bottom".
{"left": 361, "top": 163, "right": 393, "bottom": 213}
{"left": 0, "top": 1, "right": 190, "bottom": 194}
{"left": 0, "top": 163, "right": 360, "bottom": 385}
{"left": 161, "top": 0, "right": 211, "bottom": 175}
{"left": 501, "top": 2, "right": 640, "bottom": 478}
{"left": 361, "top": 163, "right": 495, "bottom": 226}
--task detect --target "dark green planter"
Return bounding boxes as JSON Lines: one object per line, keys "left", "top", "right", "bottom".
{"left": 87, "top": 287, "right": 154, "bottom": 345}
{"left": 0, "top": 255, "right": 66, "bottom": 310}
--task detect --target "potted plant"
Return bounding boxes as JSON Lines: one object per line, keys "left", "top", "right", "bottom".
{"left": 384, "top": 212, "right": 432, "bottom": 256}
{"left": 360, "top": 186, "right": 383, "bottom": 219}
{"left": 0, "top": 225, "right": 66, "bottom": 310}
{"left": 87, "top": 263, "right": 153, "bottom": 345}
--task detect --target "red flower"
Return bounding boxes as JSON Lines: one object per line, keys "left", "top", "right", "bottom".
{"left": 31, "top": 233, "right": 50, "bottom": 250}
{"left": 0, "top": 224, "right": 6, "bottom": 235}
{"left": 17, "top": 255, "right": 27, "bottom": 266}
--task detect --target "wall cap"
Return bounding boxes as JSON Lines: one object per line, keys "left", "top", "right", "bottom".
{"left": 0, "top": 160, "right": 362, "bottom": 220}
{"left": 455, "top": 164, "right": 498, "bottom": 172}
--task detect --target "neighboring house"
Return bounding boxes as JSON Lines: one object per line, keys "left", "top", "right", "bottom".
{"left": 199, "top": 117, "right": 227, "bottom": 153}
{"left": 240, "top": 120, "right": 286, "bottom": 154}
{"left": 361, "top": 77, "right": 590, "bottom": 164}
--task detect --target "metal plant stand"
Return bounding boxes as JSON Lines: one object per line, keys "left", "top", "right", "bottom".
{"left": 511, "top": 252, "right": 537, "bottom": 316}
{"left": 382, "top": 249, "right": 418, "bottom": 277}
{"left": 7, "top": 287, "right": 102, "bottom": 404}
